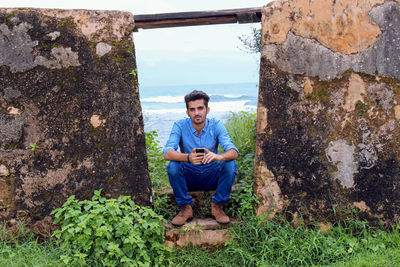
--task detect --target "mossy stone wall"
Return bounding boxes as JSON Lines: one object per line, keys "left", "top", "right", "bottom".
{"left": 255, "top": 0, "right": 400, "bottom": 225}
{"left": 0, "top": 8, "right": 151, "bottom": 225}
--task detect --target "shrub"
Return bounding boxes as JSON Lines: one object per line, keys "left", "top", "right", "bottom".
{"left": 226, "top": 179, "right": 259, "bottom": 219}
{"left": 224, "top": 111, "right": 257, "bottom": 163}
{"left": 51, "top": 190, "right": 170, "bottom": 266}
{"left": 145, "top": 131, "right": 169, "bottom": 191}
{"left": 224, "top": 111, "right": 258, "bottom": 218}
{"left": 238, "top": 26, "right": 262, "bottom": 54}
{"left": 145, "top": 130, "right": 175, "bottom": 219}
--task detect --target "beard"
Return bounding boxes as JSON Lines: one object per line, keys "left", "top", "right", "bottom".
{"left": 193, "top": 115, "right": 204, "bottom": 125}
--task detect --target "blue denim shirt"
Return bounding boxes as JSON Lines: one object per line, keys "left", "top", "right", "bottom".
{"left": 163, "top": 117, "right": 238, "bottom": 157}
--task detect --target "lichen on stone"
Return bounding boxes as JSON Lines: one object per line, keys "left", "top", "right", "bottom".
{"left": 3, "top": 87, "right": 22, "bottom": 102}
{"left": 96, "top": 42, "right": 112, "bottom": 57}
{"left": 34, "top": 47, "right": 80, "bottom": 69}
{"left": 0, "top": 114, "right": 24, "bottom": 149}
{"left": 90, "top": 114, "right": 106, "bottom": 128}
{"left": 0, "top": 23, "right": 38, "bottom": 72}
{"left": 0, "top": 22, "right": 80, "bottom": 72}
{"left": 0, "top": 165, "right": 9, "bottom": 176}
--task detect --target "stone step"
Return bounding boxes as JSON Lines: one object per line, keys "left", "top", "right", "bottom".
{"left": 164, "top": 218, "right": 237, "bottom": 248}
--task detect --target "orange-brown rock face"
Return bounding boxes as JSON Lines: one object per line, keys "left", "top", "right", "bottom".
{"left": 262, "top": 0, "right": 385, "bottom": 54}
{"left": 0, "top": 8, "right": 151, "bottom": 226}
{"left": 256, "top": 0, "right": 400, "bottom": 225}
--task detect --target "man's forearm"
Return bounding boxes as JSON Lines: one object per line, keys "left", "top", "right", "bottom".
{"left": 219, "top": 148, "right": 238, "bottom": 161}
{"left": 164, "top": 150, "right": 189, "bottom": 162}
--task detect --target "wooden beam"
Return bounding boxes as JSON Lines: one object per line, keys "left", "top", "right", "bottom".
{"left": 133, "top": 7, "right": 261, "bottom": 31}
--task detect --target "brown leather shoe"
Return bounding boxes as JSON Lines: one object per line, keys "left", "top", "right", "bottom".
{"left": 171, "top": 204, "right": 193, "bottom": 226}
{"left": 211, "top": 202, "right": 230, "bottom": 224}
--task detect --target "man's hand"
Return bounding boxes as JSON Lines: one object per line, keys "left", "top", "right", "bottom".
{"left": 202, "top": 148, "right": 223, "bottom": 164}
{"left": 189, "top": 148, "right": 205, "bottom": 165}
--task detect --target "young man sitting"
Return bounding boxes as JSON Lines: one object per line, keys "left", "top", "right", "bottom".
{"left": 163, "top": 90, "right": 238, "bottom": 226}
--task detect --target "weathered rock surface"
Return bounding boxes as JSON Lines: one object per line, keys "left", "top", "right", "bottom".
{"left": 262, "top": 0, "right": 394, "bottom": 54}
{"left": 262, "top": 1, "right": 400, "bottom": 80}
{"left": 0, "top": 114, "right": 24, "bottom": 148}
{"left": 0, "top": 8, "right": 151, "bottom": 228}
{"left": 256, "top": 0, "right": 400, "bottom": 225}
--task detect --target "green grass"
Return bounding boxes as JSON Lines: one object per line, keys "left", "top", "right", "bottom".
{"left": 171, "top": 217, "right": 400, "bottom": 267}
{"left": 0, "top": 225, "right": 64, "bottom": 267}
{"left": 0, "top": 239, "right": 64, "bottom": 267}
{"left": 329, "top": 248, "right": 400, "bottom": 267}
{"left": 223, "top": 111, "right": 256, "bottom": 184}
{"left": 2, "top": 215, "right": 400, "bottom": 266}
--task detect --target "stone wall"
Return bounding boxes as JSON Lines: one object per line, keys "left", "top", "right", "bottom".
{"left": 0, "top": 8, "right": 151, "bottom": 226}
{"left": 255, "top": 0, "right": 400, "bottom": 225}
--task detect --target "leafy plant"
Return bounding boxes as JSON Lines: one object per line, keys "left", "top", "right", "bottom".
{"left": 145, "top": 131, "right": 169, "bottom": 191}
{"left": 238, "top": 26, "right": 262, "bottom": 54}
{"left": 224, "top": 111, "right": 257, "bottom": 162}
{"left": 224, "top": 111, "right": 258, "bottom": 218}
{"left": 306, "top": 93, "right": 319, "bottom": 100}
{"left": 60, "top": 20, "right": 67, "bottom": 27}
{"left": 29, "top": 142, "right": 37, "bottom": 151}
{"left": 129, "top": 68, "right": 138, "bottom": 78}
{"left": 356, "top": 100, "right": 369, "bottom": 116}
{"left": 51, "top": 189, "right": 170, "bottom": 266}
{"left": 224, "top": 112, "right": 256, "bottom": 182}
{"left": 152, "top": 194, "right": 179, "bottom": 221}
{"left": 226, "top": 179, "right": 259, "bottom": 219}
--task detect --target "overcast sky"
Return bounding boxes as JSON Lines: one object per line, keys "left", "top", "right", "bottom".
{"left": 2, "top": 0, "right": 270, "bottom": 86}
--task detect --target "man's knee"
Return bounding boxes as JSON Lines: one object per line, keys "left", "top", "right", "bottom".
{"left": 167, "top": 161, "right": 182, "bottom": 177}
{"left": 222, "top": 160, "right": 237, "bottom": 177}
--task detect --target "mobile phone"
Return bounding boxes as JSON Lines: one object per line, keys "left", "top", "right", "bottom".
{"left": 196, "top": 148, "right": 205, "bottom": 153}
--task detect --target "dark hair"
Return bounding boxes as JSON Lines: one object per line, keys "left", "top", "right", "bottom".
{"left": 184, "top": 90, "right": 210, "bottom": 109}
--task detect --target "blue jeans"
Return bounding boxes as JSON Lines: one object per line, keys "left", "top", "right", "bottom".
{"left": 167, "top": 160, "right": 237, "bottom": 206}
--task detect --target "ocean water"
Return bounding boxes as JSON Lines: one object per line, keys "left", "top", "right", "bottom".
{"left": 139, "top": 82, "right": 258, "bottom": 146}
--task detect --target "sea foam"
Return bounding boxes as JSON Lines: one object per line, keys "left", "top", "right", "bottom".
{"left": 142, "top": 100, "right": 255, "bottom": 115}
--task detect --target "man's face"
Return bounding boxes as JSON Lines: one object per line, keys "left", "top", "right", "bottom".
{"left": 186, "top": 99, "right": 210, "bottom": 125}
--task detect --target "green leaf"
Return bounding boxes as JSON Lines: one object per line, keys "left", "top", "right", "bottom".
{"left": 129, "top": 68, "right": 137, "bottom": 77}
{"left": 29, "top": 142, "right": 37, "bottom": 151}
